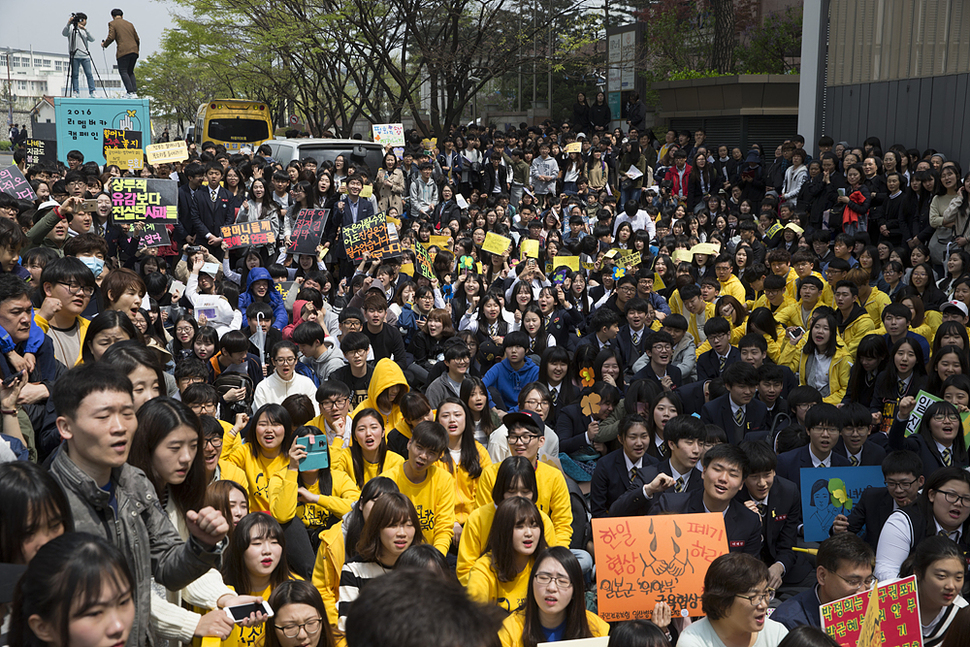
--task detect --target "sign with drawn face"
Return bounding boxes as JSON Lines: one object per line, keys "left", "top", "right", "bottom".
{"left": 800, "top": 466, "right": 883, "bottom": 542}
{"left": 593, "top": 513, "right": 728, "bottom": 620}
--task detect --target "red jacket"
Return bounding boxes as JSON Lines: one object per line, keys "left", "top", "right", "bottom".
{"left": 665, "top": 164, "right": 692, "bottom": 198}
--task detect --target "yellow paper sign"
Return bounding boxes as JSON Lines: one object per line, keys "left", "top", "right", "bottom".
{"left": 145, "top": 141, "right": 189, "bottom": 165}
{"left": 689, "top": 242, "right": 718, "bottom": 257}
{"left": 400, "top": 262, "right": 415, "bottom": 276}
{"left": 785, "top": 222, "right": 804, "bottom": 235}
{"left": 387, "top": 216, "right": 402, "bottom": 228}
{"left": 653, "top": 273, "right": 666, "bottom": 290}
{"left": 604, "top": 249, "right": 619, "bottom": 259}
{"left": 521, "top": 239, "right": 539, "bottom": 259}
{"left": 476, "top": 262, "right": 483, "bottom": 274}
{"left": 565, "top": 142, "right": 582, "bottom": 154}
{"left": 554, "top": 256, "right": 580, "bottom": 272}
{"left": 622, "top": 252, "right": 641, "bottom": 268}
{"left": 360, "top": 185, "right": 374, "bottom": 198}
{"left": 106, "top": 148, "right": 143, "bottom": 170}
{"left": 672, "top": 249, "right": 692, "bottom": 263}
{"left": 428, "top": 235, "right": 452, "bottom": 249}
{"left": 482, "top": 232, "right": 512, "bottom": 255}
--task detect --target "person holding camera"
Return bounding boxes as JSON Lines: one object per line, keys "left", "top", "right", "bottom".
{"left": 62, "top": 13, "right": 97, "bottom": 98}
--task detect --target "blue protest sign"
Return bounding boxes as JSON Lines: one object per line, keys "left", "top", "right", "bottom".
{"left": 54, "top": 98, "right": 152, "bottom": 166}
{"left": 799, "top": 466, "right": 883, "bottom": 542}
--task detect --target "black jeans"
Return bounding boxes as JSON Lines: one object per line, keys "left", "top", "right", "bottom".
{"left": 117, "top": 53, "right": 138, "bottom": 92}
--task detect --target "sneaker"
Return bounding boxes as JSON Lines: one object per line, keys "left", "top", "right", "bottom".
{"left": 129, "top": 93, "right": 139, "bottom": 99}
{"left": 72, "top": 91, "right": 80, "bottom": 98}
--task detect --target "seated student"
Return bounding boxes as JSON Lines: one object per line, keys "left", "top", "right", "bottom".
{"left": 35, "top": 256, "right": 96, "bottom": 368}
{"left": 738, "top": 440, "right": 812, "bottom": 591}
{"left": 890, "top": 397, "right": 969, "bottom": 479}
{"left": 612, "top": 443, "right": 762, "bottom": 556}
{"left": 637, "top": 414, "right": 706, "bottom": 495}
{"left": 713, "top": 253, "right": 745, "bottom": 303}
{"left": 327, "top": 331, "right": 373, "bottom": 409}
{"left": 790, "top": 311, "right": 852, "bottom": 405}
{"left": 477, "top": 410, "right": 573, "bottom": 546}
{"left": 555, "top": 381, "right": 621, "bottom": 479}
{"left": 739, "top": 333, "right": 797, "bottom": 397}
{"left": 361, "top": 292, "right": 407, "bottom": 369}
{"left": 776, "top": 275, "right": 825, "bottom": 333}
{"left": 662, "top": 313, "right": 696, "bottom": 382}
{"left": 576, "top": 307, "right": 620, "bottom": 354}
{"left": 775, "top": 403, "right": 852, "bottom": 488}
{"left": 696, "top": 316, "right": 739, "bottom": 381}
{"left": 207, "top": 328, "right": 264, "bottom": 388}
{"left": 589, "top": 413, "right": 660, "bottom": 518}
{"left": 238, "top": 266, "right": 288, "bottom": 330}
{"left": 756, "top": 364, "right": 789, "bottom": 431}
{"left": 870, "top": 337, "right": 927, "bottom": 438}
{"left": 487, "top": 382, "right": 561, "bottom": 466}
{"left": 483, "top": 331, "right": 540, "bottom": 411}
{"left": 425, "top": 338, "right": 471, "bottom": 408}
{"left": 253, "top": 340, "right": 320, "bottom": 414}
{"left": 615, "top": 298, "right": 651, "bottom": 371}
{"left": 632, "top": 330, "right": 682, "bottom": 389}
{"left": 699, "top": 276, "right": 721, "bottom": 304}
{"left": 834, "top": 402, "right": 886, "bottom": 467}
{"left": 48, "top": 363, "right": 232, "bottom": 647}
{"left": 680, "top": 283, "right": 717, "bottom": 347}
{"left": 790, "top": 249, "right": 834, "bottom": 305}
{"left": 832, "top": 450, "right": 923, "bottom": 550}
{"left": 350, "top": 356, "right": 409, "bottom": 435}
{"left": 291, "top": 320, "right": 344, "bottom": 382}
{"left": 305, "top": 380, "right": 354, "bottom": 449}
{"left": 383, "top": 420, "right": 456, "bottom": 554}
{"left": 701, "top": 362, "right": 768, "bottom": 445}
{"left": 772, "top": 533, "right": 875, "bottom": 631}
{"left": 767, "top": 249, "right": 799, "bottom": 297}
{"left": 748, "top": 273, "right": 792, "bottom": 315}
{"left": 833, "top": 279, "right": 875, "bottom": 357}
{"left": 880, "top": 302, "right": 931, "bottom": 360}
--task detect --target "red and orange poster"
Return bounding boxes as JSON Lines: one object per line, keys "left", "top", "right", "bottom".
{"left": 820, "top": 576, "right": 922, "bottom": 647}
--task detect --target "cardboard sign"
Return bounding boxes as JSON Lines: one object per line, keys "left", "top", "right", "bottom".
{"left": 103, "top": 128, "right": 142, "bottom": 155}
{"left": 622, "top": 251, "right": 642, "bottom": 268}
{"left": 553, "top": 256, "right": 580, "bottom": 272}
{"left": 906, "top": 390, "right": 939, "bottom": 437}
{"left": 221, "top": 220, "right": 276, "bottom": 250}
{"left": 521, "top": 239, "right": 539, "bottom": 259}
{"left": 288, "top": 209, "right": 329, "bottom": 255}
{"left": 343, "top": 212, "right": 402, "bottom": 261}
{"left": 359, "top": 185, "right": 374, "bottom": 199}
{"left": 414, "top": 240, "right": 435, "bottom": 280}
{"left": 275, "top": 281, "right": 300, "bottom": 313}
{"left": 821, "top": 576, "right": 921, "bottom": 647}
{"left": 108, "top": 178, "right": 178, "bottom": 223}
{"left": 400, "top": 262, "right": 415, "bottom": 276}
{"left": 140, "top": 223, "right": 171, "bottom": 247}
{"left": 0, "top": 166, "right": 36, "bottom": 201}
{"left": 24, "top": 139, "right": 57, "bottom": 166}
{"left": 55, "top": 98, "right": 151, "bottom": 165}
{"left": 296, "top": 435, "right": 330, "bottom": 471}
{"left": 372, "top": 123, "right": 406, "bottom": 147}
{"left": 800, "top": 466, "right": 883, "bottom": 542}
{"left": 145, "top": 141, "right": 189, "bottom": 165}
{"left": 428, "top": 235, "right": 452, "bottom": 250}
{"left": 482, "top": 232, "right": 512, "bottom": 256}
{"left": 593, "top": 513, "right": 728, "bottom": 620}
{"left": 564, "top": 142, "right": 582, "bottom": 154}
{"left": 105, "top": 148, "right": 143, "bottom": 171}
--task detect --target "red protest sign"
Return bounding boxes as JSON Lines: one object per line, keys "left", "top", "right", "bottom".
{"left": 221, "top": 220, "right": 276, "bottom": 250}
{"left": 821, "top": 576, "right": 921, "bottom": 647}
{"left": 592, "top": 513, "right": 728, "bottom": 621}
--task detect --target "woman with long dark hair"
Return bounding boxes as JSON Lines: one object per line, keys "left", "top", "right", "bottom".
{"left": 235, "top": 177, "right": 281, "bottom": 261}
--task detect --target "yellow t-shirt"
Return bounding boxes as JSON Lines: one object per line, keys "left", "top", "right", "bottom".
{"left": 447, "top": 443, "right": 493, "bottom": 526}
{"left": 267, "top": 468, "right": 361, "bottom": 528}
{"left": 331, "top": 447, "right": 404, "bottom": 489}
{"left": 467, "top": 554, "right": 534, "bottom": 613}
{"left": 384, "top": 462, "right": 457, "bottom": 554}
{"left": 475, "top": 461, "right": 573, "bottom": 547}
{"left": 227, "top": 445, "right": 289, "bottom": 513}
{"left": 498, "top": 609, "right": 610, "bottom": 647}
{"left": 457, "top": 504, "right": 559, "bottom": 585}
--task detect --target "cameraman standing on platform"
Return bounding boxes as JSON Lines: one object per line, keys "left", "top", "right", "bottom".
{"left": 62, "top": 13, "right": 96, "bottom": 98}
{"left": 101, "top": 8, "right": 140, "bottom": 99}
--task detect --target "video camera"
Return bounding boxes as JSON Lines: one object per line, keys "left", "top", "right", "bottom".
{"left": 70, "top": 12, "right": 86, "bottom": 25}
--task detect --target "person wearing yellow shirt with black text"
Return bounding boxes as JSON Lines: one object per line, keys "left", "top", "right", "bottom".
{"left": 227, "top": 403, "right": 295, "bottom": 513}
{"left": 437, "top": 397, "right": 492, "bottom": 543}
{"left": 332, "top": 408, "right": 404, "bottom": 489}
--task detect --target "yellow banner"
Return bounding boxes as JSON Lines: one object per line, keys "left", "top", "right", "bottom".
{"left": 145, "top": 141, "right": 188, "bottom": 164}
{"left": 106, "top": 148, "right": 143, "bottom": 171}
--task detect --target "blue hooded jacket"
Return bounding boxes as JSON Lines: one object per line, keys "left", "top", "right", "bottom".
{"left": 237, "top": 267, "right": 288, "bottom": 330}
{"left": 482, "top": 357, "right": 539, "bottom": 410}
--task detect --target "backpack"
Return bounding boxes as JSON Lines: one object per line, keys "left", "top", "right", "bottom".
{"left": 213, "top": 372, "right": 254, "bottom": 416}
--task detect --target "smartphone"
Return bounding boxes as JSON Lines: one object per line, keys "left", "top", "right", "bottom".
{"left": 79, "top": 199, "right": 100, "bottom": 212}
{"left": 224, "top": 601, "right": 273, "bottom": 624}
{"left": 790, "top": 326, "right": 804, "bottom": 338}
{"left": 837, "top": 188, "right": 846, "bottom": 197}
{"left": 2, "top": 371, "right": 23, "bottom": 387}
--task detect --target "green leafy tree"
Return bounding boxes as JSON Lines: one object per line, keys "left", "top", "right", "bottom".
{"left": 735, "top": 6, "right": 802, "bottom": 74}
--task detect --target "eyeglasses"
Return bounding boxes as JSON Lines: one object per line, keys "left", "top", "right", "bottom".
{"left": 508, "top": 433, "right": 541, "bottom": 445}
{"left": 931, "top": 413, "right": 960, "bottom": 422}
{"left": 810, "top": 426, "right": 839, "bottom": 436}
{"left": 321, "top": 397, "right": 349, "bottom": 409}
{"left": 57, "top": 282, "right": 95, "bottom": 297}
{"left": 275, "top": 618, "right": 322, "bottom": 638}
{"left": 830, "top": 571, "right": 876, "bottom": 589}
{"left": 274, "top": 357, "right": 297, "bottom": 365}
{"left": 937, "top": 489, "right": 970, "bottom": 507}
{"left": 535, "top": 572, "right": 572, "bottom": 589}
{"left": 193, "top": 402, "right": 217, "bottom": 414}
{"left": 885, "top": 478, "right": 918, "bottom": 490}
{"left": 204, "top": 436, "right": 223, "bottom": 449}
{"left": 735, "top": 589, "right": 775, "bottom": 605}
{"left": 347, "top": 348, "right": 367, "bottom": 356}
{"left": 523, "top": 399, "right": 549, "bottom": 409}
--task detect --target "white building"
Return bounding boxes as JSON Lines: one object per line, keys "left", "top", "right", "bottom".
{"left": 2, "top": 47, "right": 127, "bottom": 136}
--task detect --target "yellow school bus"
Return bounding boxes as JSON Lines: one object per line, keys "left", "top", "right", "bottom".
{"left": 194, "top": 99, "right": 273, "bottom": 151}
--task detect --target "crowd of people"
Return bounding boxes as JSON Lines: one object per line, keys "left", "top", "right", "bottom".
{"left": 3, "top": 102, "right": 970, "bottom": 647}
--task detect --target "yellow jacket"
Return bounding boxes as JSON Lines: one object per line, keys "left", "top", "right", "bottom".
{"left": 457, "top": 503, "right": 558, "bottom": 585}
{"left": 775, "top": 300, "right": 824, "bottom": 331}
{"left": 686, "top": 301, "right": 718, "bottom": 347}
{"left": 268, "top": 467, "right": 360, "bottom": 528}
{"left": 350, "top": 358, "right": 410, "bottom": 438}
{"left": 467, "top": 554, "right": 535, "bottom": 613}
{"left": 786, "top": 271, "right": 834, "bottom": 307}
{"left": 746, "top": 293, "right": 794, "bottom": 316}
{"left": 718, "top": 274, "right": 746, "bottom": 303}
{"left": 385, "top": 462, "right": 457, "bottom": 554}
{"left": 797, "top": 346, "right": 852, "bottom": 404}
{"left": 695, "top": 316, "right": 746, "bottom": 358}
{"left": 447, "top": 443, "right": 493, "bottom": 526}
{"left": 34, "top": 313, "right": 90, "bottom": 366}
{"left": 835, "top": 305, "right": 876, "bottom": 359}
{"left": 475, "top": 461, "right": 573, "bottom": 546}
{"left": 860, "top": 288, "right": 892, "bottom": 328}
{"left": 499, "top": 609, "right": 610, "bottom": 647}
{"left": 311, "top": 522, "right": 345, "bottom": 636}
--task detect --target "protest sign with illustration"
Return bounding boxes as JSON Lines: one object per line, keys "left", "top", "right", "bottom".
{"left": 371, "top": 123, "right": 406, "bottom": 147}
{"left": 593, "top": 513, "right": 728, "bottom": 620}
{"left": 821, "top": 576, "right": 921, "bottom": 647}
{"left": 108, "top": 178, "right": 178, "bottom": 223}
{"left": 800, "top": 466, "right": 883, "bottom": 542}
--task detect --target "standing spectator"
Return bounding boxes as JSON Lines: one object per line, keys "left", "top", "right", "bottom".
{"left": 63, "top": 14, "right": 97, "bottom": 97}
{"left": 101, "top": 8, "right": 140, "bottom": 98}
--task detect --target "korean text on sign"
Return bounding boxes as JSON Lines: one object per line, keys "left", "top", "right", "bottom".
{"left": 821, "top": 575, "right": 921, "bottom": 647}
{"left": 109, "top": 178, "right": 178, "bottom": 223}
{"left": 342, "top": 212, "right": 402, "bottom": 261}
{"left": 0, "top": 166, "right": 36, "bottom": 201}
{"left": 221, "top": 220, "right": 277, "bottom": 250}
{"left": 592, "top": 514, "right": 728, "bottom": 621}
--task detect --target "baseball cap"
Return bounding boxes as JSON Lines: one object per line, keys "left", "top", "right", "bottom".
{"left": 943, "top": 300, "right": 969, "bottom": 318}
{"left": 503, "top": 410, "right": 543, "bottom": 436}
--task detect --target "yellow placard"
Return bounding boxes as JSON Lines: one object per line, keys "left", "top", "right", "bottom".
{"left": 553, "top": 256, "right": 580, "bottom": 272}
{"left": 604, "top": 249, "right": 619, "bottom": 259}
{"left": 785, "top": 222, "right": 804, "bottom": 235}
{"left": 387, "top": 216, "right": 402, "bottom": 228}
{"left": 360, "top": 185, "right": 374, "bottom": 198}
{"left": 521, "top": 239, "right": 539, "bottom": 259}
{"left": 689, "top": 242, "right": 718, "bottom": 257}
{"left": 622, "top": 251, "right": 642, "bottom": 268}
{"left": 400, "top": 262, "right": 415, "bottom": 276}
{"left": 672, "top": 249, "right": 693, "bottom": 263}
{"left": 428, "top": 235, "right": 452, "bottom": 249}
{"left": 565, "top": 142, "right": 582, "bottom": 154}
{"left": 476, "top": 262, "right": 484, "bottom": 274}
{"left": 653, "top": 273, "right": 666, "bottom": 290}
{"left": 106, "top": 148, "right": 143, "bottom": 171}
{"left": 145, "top": 141, "right": 189, "bottom": 165}
{"left": 482, "top": 232, "right": 512, "bottom": 255}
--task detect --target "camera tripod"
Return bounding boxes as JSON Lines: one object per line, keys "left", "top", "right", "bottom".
{"left": 64, "top": 17, "right": 107, "bottom": 99}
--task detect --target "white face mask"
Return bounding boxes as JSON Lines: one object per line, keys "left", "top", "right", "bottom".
{"left": 78, "top": 255, "right": 104, "bottom": 278}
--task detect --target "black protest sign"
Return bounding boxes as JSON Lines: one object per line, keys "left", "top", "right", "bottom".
{"left": 24, "top": 139, "right": 57, "bottom": 166}
{"left": 342, "top": 212, "right": 402, "bottom": 261}
{"left": 103, "top": 129, "right": 142, "bottom": 154}
{"left": 221, "top": 220, "right": 276, "bottom": 250}
{"left": 288, "top": 209, "right": 329, "bottom": 255}
{"left": 0, "top": 166, "right": 36, "bottom": 201}
{"left": 140, "top": 223, "right": 171, "bottom": 247}
{"left": 108, "top": 178, "right": 178, "bottom": 223}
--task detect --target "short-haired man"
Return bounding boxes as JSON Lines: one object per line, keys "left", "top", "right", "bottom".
{"left": 713, "top": 254, "right": 745, "bottom": 303}
{"left": 482, "top": 331, "right": 540, "bottom": 411}
{"left": 832, "top": 280, "right": 874, "bottom": 357}
{"left": 409, "top": 163, "right": 439, "bottom": 218}
{"left": 577, "top": 307, "right": 620, "bottom": 353}
{"left": 49, "top": 363, "right": 253, "bottom": 646}
{"left": 292, "top": 320, "right": 344, "bottom": 382}
{"left": 36, "top": 256, "right": 96, "bottom": 368}
{"left": 776, "top": 275, "right": 825, "bottom": 332}
{"left": 189, "top": 162, "right": 232, "bottom": 259}
{"left": 678, "top": 284, "right": 716, "bottom": 346}
{"left": 697, "top": 317, "right": 738, "bottom": 382}
{"left": 425, "top": 339, "right": 471, "bottom": 407}
{"left": 589, "top": 413, "right": 660, "bottom": 518}
{"left": 775, "top": 403, "right": 852, "bottom": 488}
{"left": 772, "top": 533, "right": 875, "bottom": 630}
{"left": 942, "top": 299, "right": 970, "bottom": 325}
{"left": 834, "top": 402, "right": 886, "bottom": 467}
{"left": 633, "top": 330, "right": 682, "bottom": 389}
{"left": 361, "top": 293, "right": 406, "bottom": 369}
{"left": 701, "top": 361, "right": 768, "bottom": 444}
{"left": 881, "top": 302, "right": 930, "bottom": 360}
{"left": 756, "top": 363, "right": 788, "bottom": 430}
{"left": 555, "top": 381, "right": 620, "bottom": 459}
{"left": 616, "top": 298, "right": 651, "bottom": 370}
{"left": 831, "top": 450, "right": 924, "bottom": 550}
{"left": 738, "top": 333, "right": 797, "bottom": 396}
{"left": 327, "top": 331, "right": 373, "bottom": 409}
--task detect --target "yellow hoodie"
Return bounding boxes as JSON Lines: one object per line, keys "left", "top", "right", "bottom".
{"left": 351, "top": 358, "right": 410, "bottom": 438}
{"left": 34, "top": 313, "right": 90, "bottom": 366}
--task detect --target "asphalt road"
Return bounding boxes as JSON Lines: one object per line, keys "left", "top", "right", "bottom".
{"left": 0, "top": 152, "right": 13, "bottom": 167}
